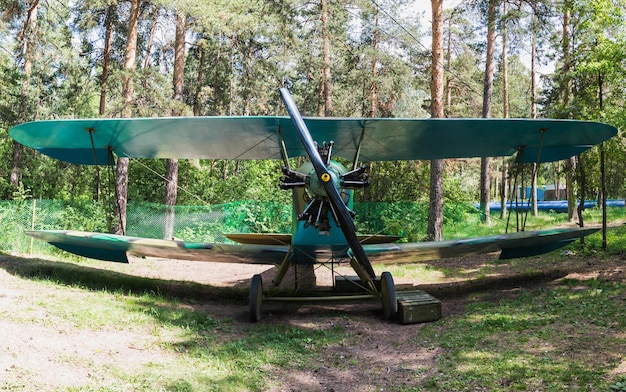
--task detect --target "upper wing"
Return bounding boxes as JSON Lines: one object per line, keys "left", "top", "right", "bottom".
{"left": 9, "top": 117, "right": 617, "bottom": 164}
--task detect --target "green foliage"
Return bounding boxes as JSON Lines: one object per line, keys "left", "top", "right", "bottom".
{"left": 58, "top": 200, "right": 108, "bottom": 232}
{"left": 355, "top": 201, "right": 472, "bottom": 242}
{"left": 226, "top": 201, "right": 292, "bottom": 234}
{"left": 11, "top": 181, "right": 31, "bottom": 202}
{"left": 364, "top": 161, "right": 430, "bottom": 202}
{"left": 0, "top": 0, "right": 625, "bottom": 243}
{"left": 574, "top": 219, "right": 626, "bottom": 256}
{"left": 356, "top": 202, "right": 429, "bottom": 241}
{"left": 610, "top": 378, "right": 626, "bottom": 392}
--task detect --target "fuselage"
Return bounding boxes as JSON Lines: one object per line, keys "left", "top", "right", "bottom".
{"left": 286, "top": 159, "right": 354, "bottom": 263}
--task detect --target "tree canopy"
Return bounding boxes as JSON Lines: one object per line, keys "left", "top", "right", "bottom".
{"left": 1, "top": 0, "right": 624, "bottom": 227}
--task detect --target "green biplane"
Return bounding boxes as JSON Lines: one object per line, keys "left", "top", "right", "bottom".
{"left": 9, "top": 89, "right": 617, "bottom": 321}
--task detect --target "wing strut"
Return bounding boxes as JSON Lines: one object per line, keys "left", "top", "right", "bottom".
{"left": 276, "top": 127, "right": 291, "bottom": 170}
{"left": 507, "top": 129, "right": 547, "bottom": 233}
{"left": 352, "top": 126, "right": 367, "bottom": 170}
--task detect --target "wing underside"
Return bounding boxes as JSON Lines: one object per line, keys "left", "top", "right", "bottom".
{"left": 9, "top": 117, "right": 617, "bottom": 164}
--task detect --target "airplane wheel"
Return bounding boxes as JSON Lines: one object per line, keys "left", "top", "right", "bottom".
{"left": 381, "top": 271, "right": 397, "bottom": 320}
{"left": 249, "top": 274, "right": 263, "bottom": 322}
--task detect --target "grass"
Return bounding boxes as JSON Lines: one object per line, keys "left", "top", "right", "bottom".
{"left": 415, "top": 278, "right": 626, "bottom": 391}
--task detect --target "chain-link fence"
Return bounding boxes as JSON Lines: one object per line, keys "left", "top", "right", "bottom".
{"left": 0, "top": 200, "right": 294, "bottom": 257}
{"left": 0, "top": 199, "right": 439, "bottom": 258}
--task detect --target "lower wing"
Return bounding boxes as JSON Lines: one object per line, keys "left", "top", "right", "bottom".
{"left": 25, "top": 230, "right": 288, "bottom": 264}
{"left": 362, "top": 227, "right": 598, "bottom": 264}
{"left": 25, "top": 227, "right": 596, "bottom": 265}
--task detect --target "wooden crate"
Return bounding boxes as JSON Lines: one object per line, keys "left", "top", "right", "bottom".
{"left": 396, "top": 290, "right": 442, "bottom": 324}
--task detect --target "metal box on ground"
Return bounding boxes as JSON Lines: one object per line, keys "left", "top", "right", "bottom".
{"left": 396, "top": 290, "right": 442, "bottom": 324}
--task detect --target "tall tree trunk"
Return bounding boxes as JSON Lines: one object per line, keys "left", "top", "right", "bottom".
{"left": 601, "top": 144, "right": 606, "bottom": 249}
{"left": 427, "top": 0, "right": 444, "bottom": 242}
{"left": 444, "top": 11, "right": 452, "bottom": 111}
{"left": 114, "top": 0, "right": 140, "bottom": 235}
{"left": 530, "top": 15, "right": 538, "bottom": 119}
{"left": 10, "top": 141, "right": 24, "bottom": 188}
{"left": 164, "top": 10, "right": 185, "bottom": 239}
{"left": 576, "top": 155, "right": 586, "bottom": 245}
{"left": 143, "top": 7, "right": 158, "bottom": 69}
{"left": 369, "top": 2, "right": 379, "bottom": 118}
{"left": 363, "top": 3, "right": 379, "bottom": 202}
{"left": 99, "top": 5, "right": 115, "bottom": 116}
{"left": 318, "top": 0, "right": 332, "bottom": 116}
{"left": 193, "top": 39, "right": 206, "bottom": 116}
{"left": 11, "top": 0, "right": 40, "bottom": 189}
{"left": 500, "top": 1, "right": 509, "bottom": 219}
{"left": 96, "top": 4, "right": 115, "bottom": 210}
{"left": 532, "top": 163, "right": 538, "bottom": 216}
{"left": 598, "top": 65, "right": 606, "bottom": 249}
{"left": 502, "top": 1, "right": 509, "bottom": 119}
{"left": 529, "top": 12, "right": 539, "bottom": 217}
{"left": 561, "top": 0, "right": 577, "bottom": 222}
{"left": 555, "top": 161, "right": 561, "bottom": 200}
{"left": 480, "top": 0, "right": 496, "bottom": 225}
{"left": 500, "top": 161, "right": 508, "bottom": 219}
{"left": 566, "top": 157, "right": 576, "bottom": 221}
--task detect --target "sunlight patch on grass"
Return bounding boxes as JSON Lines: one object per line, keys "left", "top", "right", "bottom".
{"left": 465, "top": 311, "right": 543, "bottom": 331}
{"left": 22, "top": 289, "right": 157, "bottom": 330}
{"left": 115, "top": 356, "right": 267, "bottom": 392}
{"left": 377, "top": 263, "right": 446, "bottom": 281}
{"left": 458, "top": 350, "right": 498, "bottom": 362}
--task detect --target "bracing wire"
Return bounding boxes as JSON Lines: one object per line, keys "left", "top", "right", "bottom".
{"left": 125, "top": 156, "right": 211, "bottom": 206}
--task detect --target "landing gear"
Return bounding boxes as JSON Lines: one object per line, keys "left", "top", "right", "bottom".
{"left": 381, "top": 271, "right": 397, "bottom": 319}
{"left": 249, "top": 274, "right": 263, "bottom": 322}
{"left": 247, "top": 269, "right": 400, "bottom": 321}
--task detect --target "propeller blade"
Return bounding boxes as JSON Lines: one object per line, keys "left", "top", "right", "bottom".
{"left": 279, "top": 88, "right": 376, "bottom": 279}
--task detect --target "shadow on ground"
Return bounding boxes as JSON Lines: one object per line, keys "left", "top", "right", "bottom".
{"left": 1, "top": 253, "right": 572, "bottom": 303}
{"left": 0, "top": 254, "right": 247, "bottom": 303}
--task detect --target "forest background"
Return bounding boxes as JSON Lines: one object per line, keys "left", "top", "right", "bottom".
{"left": 1, "top": 0, "right": 626, "bottom": 243}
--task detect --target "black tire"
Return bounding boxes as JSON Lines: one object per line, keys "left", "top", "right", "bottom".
{"left": 249, "top": 274, "right": 263, "bottom": 322}
{"left": 381, "top": 271, "right": 397, "bottom": 320}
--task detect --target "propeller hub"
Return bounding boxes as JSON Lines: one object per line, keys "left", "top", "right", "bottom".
{"left": 299, "top": 161, "right": 347, "bottom": 199}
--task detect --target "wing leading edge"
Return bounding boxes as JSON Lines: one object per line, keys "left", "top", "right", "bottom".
{"left": 9, "top": 117, "right": 617, "bottom": 164}
{"left": 26, "top": 227, "right": 597, "bottom": 266}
